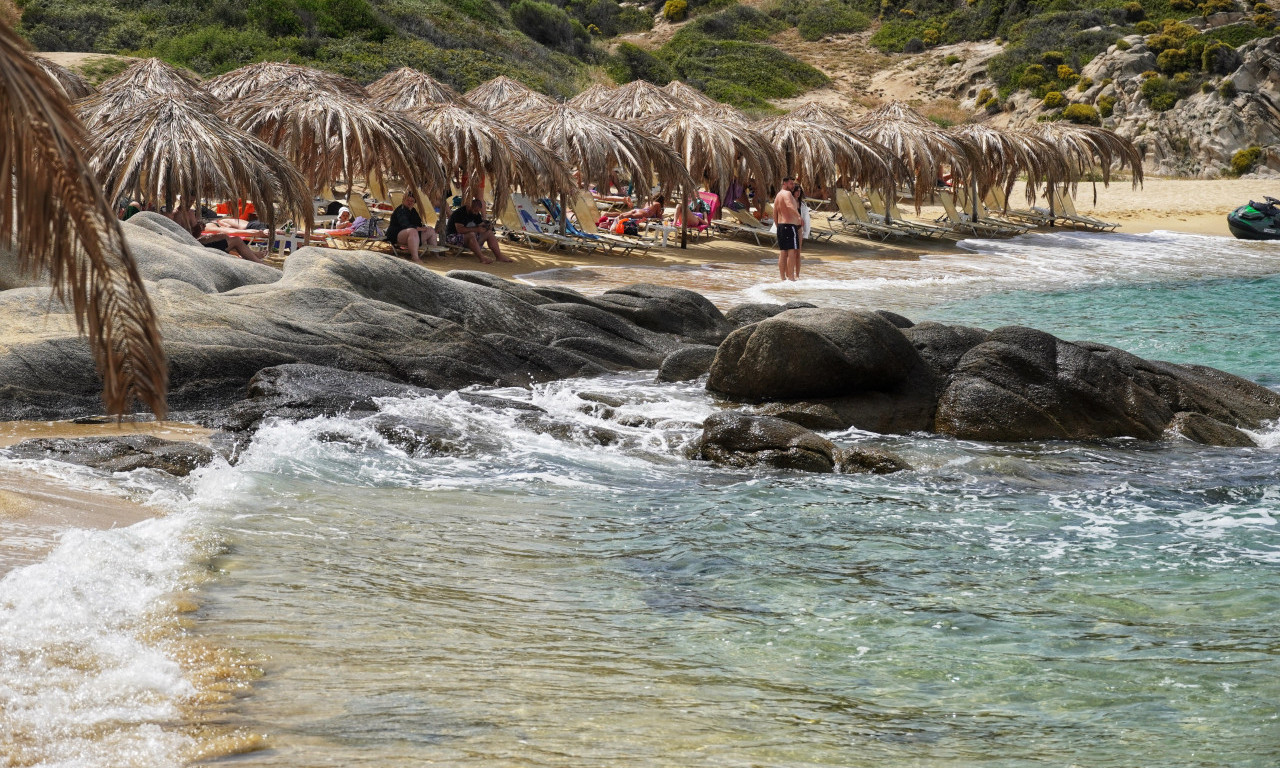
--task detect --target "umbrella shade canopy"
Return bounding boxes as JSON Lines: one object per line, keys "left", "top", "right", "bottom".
{"left": 590, "top": 79, "right": 682, "bottom": 121}
{"left": 852, "top": 100, "right": 974, "bottom": 208}
{"left": 87, "top": 95, "right": 313, "bottom": 230}
{"left": 664, "top": 80, "right": 721, "bottom": 111}
{"left": 464, "top": 76, "right": 554, "bottom": 118}
{"left": 568, "top": 83, "right": 615, "bottom": 111}
{"left": 787, "top": 101, "right": 862, "bottom": 132}
{"left": 79, "top": 57, "right": 219, "bottom": 129}
{"left": 510, "top": 103, "right": 694, "bottom": 195}
{"left": 368, "top": 67, "right": 460, "bottom": 109}
{"left": 754, "top": 113, "right": 903, "bottom": 201}
{"left": 32, "top": 55, "right": 94, "bottom": 100}
{"left": 409, "top": 102, "right": 575, "bottom": 212}
{"left": 951, "top": 123, "right": 1068, "bottom": 204}
{"left": 223, "top": 85, "right": 448, "bottom": 203}
{"left": 1, "top": 25, "right": 167, "bottom": 417}
{"left": 1022, "top": 122, "right": 1144, "bottom": 189}
{"left": 633, "top": 110, "right": 780, "bottom": 200}
{"left": 205, "top": 61, "right": 367, "bottom": 102}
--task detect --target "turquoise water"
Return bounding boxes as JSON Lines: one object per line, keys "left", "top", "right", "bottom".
{"left": 1, "top": 231, "right": 1278, "bottom": 767}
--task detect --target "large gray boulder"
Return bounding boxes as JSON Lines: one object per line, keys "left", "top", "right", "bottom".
{"left": 595, "top": 284, "right": 735, "bottom": 344}
{"left": 707, "top": 308, "right": 931, "bottom": 402}
{"left": 934, "top": 326, "right": 1280, "bottom": 441}
{"left": 696, "top": 411, "right": 839, "bottom": 473}
{"left": 6, "top": 435, "right": 213, "bottom": 476}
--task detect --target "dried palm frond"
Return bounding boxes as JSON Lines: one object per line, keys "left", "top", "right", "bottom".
{"left": 633, "top": 110, "right": 780, "bottom": 200}
{"left": 1022, "top": 122, "right": 1144, "bottom": 190}
{"left": 464, "top": 76, "right": 555, "bottom": 118}
{"left": 205, "top": 61, "right": 367, "bottom": 102}
{"left": 852, "top": 100, "right": 975, "bottom": 208}
{"left": 1, "top": 26, "right": 167, "bottom": 417}
{"left": 663, "top": 81, "right": 721, "bottom": 111}
{"left": 87, "top": 95, "right": 313, "bottom": 231}
{"left": 79, "top": 57, "right": 219, "bottom": 129}
{"left": 407, "top": 102, "right": 575, "bottom": 213}
{"left": 510, "top": 103, "right": 694, "bottom": 196}
{"left": 568, "top": 83, "right": 615, "bottom": 111}
{"left": 223, "top": 84, "right": 447, "bottom": 202}
{"left": 32, "top": 55, "right": 94, "bottom": 100}
{"left": 368, "top": 67, "right": 460, "bottom": 109}
{"left": 590, "top": 79, "right": 682, "bottom": 121}
{"left": 787, "top": 101, "right": 863, "bottom": 131}
{"left": 754, "top": 114, "right": 904, "bottom": 203}
{"left": 951, "top": 123, "right": 1068, "bottom": 206}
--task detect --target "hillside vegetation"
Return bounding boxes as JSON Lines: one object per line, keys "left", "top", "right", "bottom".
{"left": 9, "top": 0, "right": 1276, "bottom": 113}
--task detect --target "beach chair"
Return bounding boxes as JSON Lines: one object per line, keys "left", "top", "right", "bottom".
{"left": 954, "top": 188, "right": 1032, "bottom": 235}
{"left": 1051, "top": 189, "right": 1120, "bottom": 231}
{"left": 867, "top": 190, "right": 953, "bottom": 239}
{"left": 715, "top": 207, "right": 778, "bottom": 247}
{"left": 568, "top": 191, "right": 654, "bottom": 254}
{"left": 985, "top": 187, "right": 1057, "bottom": 227}
{"left": 505, "top": 193, "right": 597, "bottom": 252}
{"left": 545, "top": 196, "right": 648, "bottom": 255}
{"left": 936, "top": 190, "right": 1021, "bottom": 237}
{"left": 831, "top": 190, "right": 907, "bottom": 241}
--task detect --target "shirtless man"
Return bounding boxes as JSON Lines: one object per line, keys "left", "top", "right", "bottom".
{"left": 773, "top": 177, "right": 802, "bottom": 281}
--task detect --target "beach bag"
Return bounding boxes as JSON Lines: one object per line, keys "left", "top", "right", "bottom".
{"left": 350, "top": 217, "right": 377, "bottom": 238}
{"left": 622, "top": 220, "right": 639, "bottom": 236}
{"left": 613, "top": 217, "right": 629, "bottom": 235}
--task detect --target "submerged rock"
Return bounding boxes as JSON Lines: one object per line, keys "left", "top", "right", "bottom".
{"left": 696, "top": 411, "right": 839, "bottom": 473}
{"left": 7, "top": 435, "right": 213, "bottom": 476}
{"left": 1165, "top": 411, "right": 1257, "bottom": 448}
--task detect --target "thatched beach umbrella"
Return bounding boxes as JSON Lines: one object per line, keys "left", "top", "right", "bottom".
{"left": 1, "top": 25, "right": 167, "bottom": 417}
{"left": 510, "top": 103, "right": 695, "bottom": 242}
{"left": 788, "top": 101, "right": 863, "bottom": 131}
{"left": 664, "top": 81, "right": 721, "bottom": 111}
{"left": 408, "top": 101, "right": 575, "bottom": 217}
{"left": 87, "top": 95, "right": 313, "bottom": 233}
{"left": 754, "top": 113, "right": 903, "bottom": 205}
{"left": 1023, "top": 122, "right": 1144, "bottom": 195}
{"left": 368, "top": 67, "right": 460, "bottom": 109}
{"left": 32, "top": 55, "right": 94, "bottom": 100}
{"left": 591, "top": 79, "right": 682, "bottom": 121}
{"left": 464, "top": 76, "right": 554, "bottom": 118}
{"left": 205, "top": 61, "right": 367, "bottom": 102}
{"left": 223, "top": 83, "right": 448, "bottom": 204}
{"left": 852, "top": 100, "right": 975, "bottom": 211}
{"left": 568, "top": 83, "right": 615, "bottom": 111}
{"left": 633, "top": 110, "right": 780, "bottom": 202}
{"left": 79, "top": 57, "right": 219, "bottom": 129}
{"left": 950, "top": 123, "right": 1068, "bottom": 213}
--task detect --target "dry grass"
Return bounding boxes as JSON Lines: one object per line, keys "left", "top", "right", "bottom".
{"left": 916, "top": 98, "right": 969, "bottom": 128}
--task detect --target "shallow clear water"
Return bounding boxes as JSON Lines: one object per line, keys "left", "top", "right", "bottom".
{"left": 2, "top": 231, "right": 1279, "bottom": 767}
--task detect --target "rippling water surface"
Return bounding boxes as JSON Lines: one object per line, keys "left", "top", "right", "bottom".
{"left": 2, "top": 231, "right": 1279, "bottom": 767}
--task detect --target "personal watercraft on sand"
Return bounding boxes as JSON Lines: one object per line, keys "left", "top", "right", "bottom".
{"left": 1228, "top": 196, "right": 1280, "bottom": 240}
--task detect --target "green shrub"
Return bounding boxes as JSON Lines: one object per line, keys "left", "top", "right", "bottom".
{"left": 1097, "top": 93, "right": 1116, "bottom": 117}
{"left": 944, "top": 53, "right": 961, "bottom": 65}
{"left": 1115, "top": 37, "right": 1132, "bottom": 50}
{"left": 657, "top": 30, "right": 827, "bottom": 109}
{"left": 1062, "top": 103, "right": 1100, "bottom": 125}
{"left": 984, "top": 97, "right": 1001, "bottom": 114}
{"left": 1202, "top": 22, "right": 1271, "bottom": 45}
{"left": 1169, "top": 0, "right": 1195, "bottom": 10}
{"left": 1134, "top": 20, "right": 1157, "bottom": 33}
{"left": 1056, "top": 64, "right": 1075, "bottom": 79}
{"left": 1201, "top": 40, "right": 1240, "bottom": 73}
{"left": 796, "top": 2, "right": 871, "bottom": 41}
{"left": 1231, "top": 146, "right": 1262, "bottom": 175}
{"left": 976, "top": 87, "right": 992, "bottom": 103}
{"left": 607, "top": 41, "right": 674, "bottom": 83}
{"left": 1219, "top": 79, "right": 1237, "bottom": 98}
{"left": 1042, "top": 50, "right": 1065, "bottom": 66}
{"left": 1101, "top": 77, "right": 1113, "bottom": 85}
{"left": 1123, "top": 2, "right": 1144, "bottom": 21}
{"left": 1157, "top": 47, "right": 1191, "bottom": 72}
{"left": 663, "top": 0, "right": 687, "bottom": 21}
{"left": 686, "top": 5, "right": 783, "bottom": 41}
{"left": 1043, "top": 90, "right": 1066, "bottom": 108}
{"left": 1077, "top": 75, "right": 1093, "bottom": 91}
{"left": 512, "top": 1, "right": 577, "bottom": 50}
{"left": 1200, "top": 80, "right": 1215, "bottom": 92}
{"left": 1141, "top": 75, "right": 1180, "bottom": 110}
{"left": 1197, "top": 0, "right": 1237, "bottom": 15}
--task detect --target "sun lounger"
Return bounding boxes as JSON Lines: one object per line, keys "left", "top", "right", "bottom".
{"left": 831, "top": 190, "right": 905, "bottom": 241}
{"left": 1050, "top": 189, "right": 1120, "bottom": 231}
{"left": 867, "top": 190, "right": 954, "bottom": 239}
{"left": 505, "top": 193, "right": 597, "bottom": 252}
{"left": 936, "top": 190, "right": 1024, "bottom": 237}
{"left": 546, "top": 196, "right": 649, "bottom": 255}
{"left": 985, "top": 187, "right": 1057, "bottom": 227}
{"left": 715, "top": 207, "right": 778, "bottom": 246}
{"left": 954, "top": 189, "right": 1032, "bottom": 235}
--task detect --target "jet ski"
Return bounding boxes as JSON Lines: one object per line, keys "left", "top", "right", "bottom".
{"left": 1227, "top": 196, "right": 1280, "bottom": 240}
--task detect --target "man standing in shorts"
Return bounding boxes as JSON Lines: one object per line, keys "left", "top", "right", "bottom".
{"left": 773, "top": 176, "right": 802, "bottom": 281}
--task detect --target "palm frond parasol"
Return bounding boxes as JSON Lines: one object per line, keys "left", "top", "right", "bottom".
{"left": 852, "top": 100, "right": 975, "bottom": 209}
{"left": 408, "top": 102, "right": 575, "bottom": 213}
{"left": 568, "top": 83, "right": 616, "bottom": 111}
{"left": 951, "top": 123, "right": 1068, "bottom": 208}
{"left": 590, "top": 79, "right": 682, "bottom": 121}
{"left": 1022, "top": 122, "right": 1144, "bottom": 190}
{"left": 754, "top": 113, "right": 904, "bottom": 204}
{"left": 87, "top": 95, "right": 313, "bottom": 232}
{"left": 663, "top": 80, "right": 721, "bottom": 111}
{"left": 633, "top": 110, "right": 780, "bottom": 201}
{"left": 223, "top": 83, "right": 448, "bottom": 204}
{"left": 1, "top": 26, "right": 167, "bottom": 417}
{"left": 368, "top": 67, "right": 460, "bottom": 109}
{"left": 464, "top": 76, "right": 555, "bottom": 118}
{"left": 205, "top": 61, "right": 367, "bottom": 102}
{"left": 32, "top": 55, "right": 95, "bottom": 100}
{"left": 79, "top": 57, "right": 219, "bottom": 129}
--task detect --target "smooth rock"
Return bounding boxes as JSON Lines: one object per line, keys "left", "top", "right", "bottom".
{"left": 6, "top": 435, "right": 213, "bottom": 476}
{"left": 835, "top": 447, "right": 913, "bottom": 474}
{"left": 723, "top": 301, "right": 817, "bottom": 328}
{"left": 696, "top": 411, "right": 837, "bottom": 473}
{"left": 1165, "top": 411, "right": 1257, "bottom": 447}
{"left": 657, "top": 345, "right": 719, "bottom": 382}
{"left": 596, "top": 284, "right": 734, "bottom": 344}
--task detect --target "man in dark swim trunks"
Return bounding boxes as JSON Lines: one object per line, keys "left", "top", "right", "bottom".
{"left": 773, "top": 176, "right": 802, "bottom": 281}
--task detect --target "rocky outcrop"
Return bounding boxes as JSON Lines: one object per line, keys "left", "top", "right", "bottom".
{"left": 696, "top": 411, "right": 912, "bottom": 474}
{"left": 705, "top": 309, "right": 1280, "bottom": 443}
{"left": 657, "top": 345, "right": 719, "bottom": 382}
{"left": 5, "top": 435, "right": 213, "bottom": 476}
{"left": 1165, "top": 410, "right": 1257, "bottom": 447}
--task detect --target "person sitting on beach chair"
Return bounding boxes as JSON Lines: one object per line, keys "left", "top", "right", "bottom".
{"left": 166, "top": 200, "right": 263, "bottom": 263}
{"left": 447, "top": 197, "right": 512, "bottom": 264}
{"left": 385, "top": 193, "right": 438, "bottom": 263}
